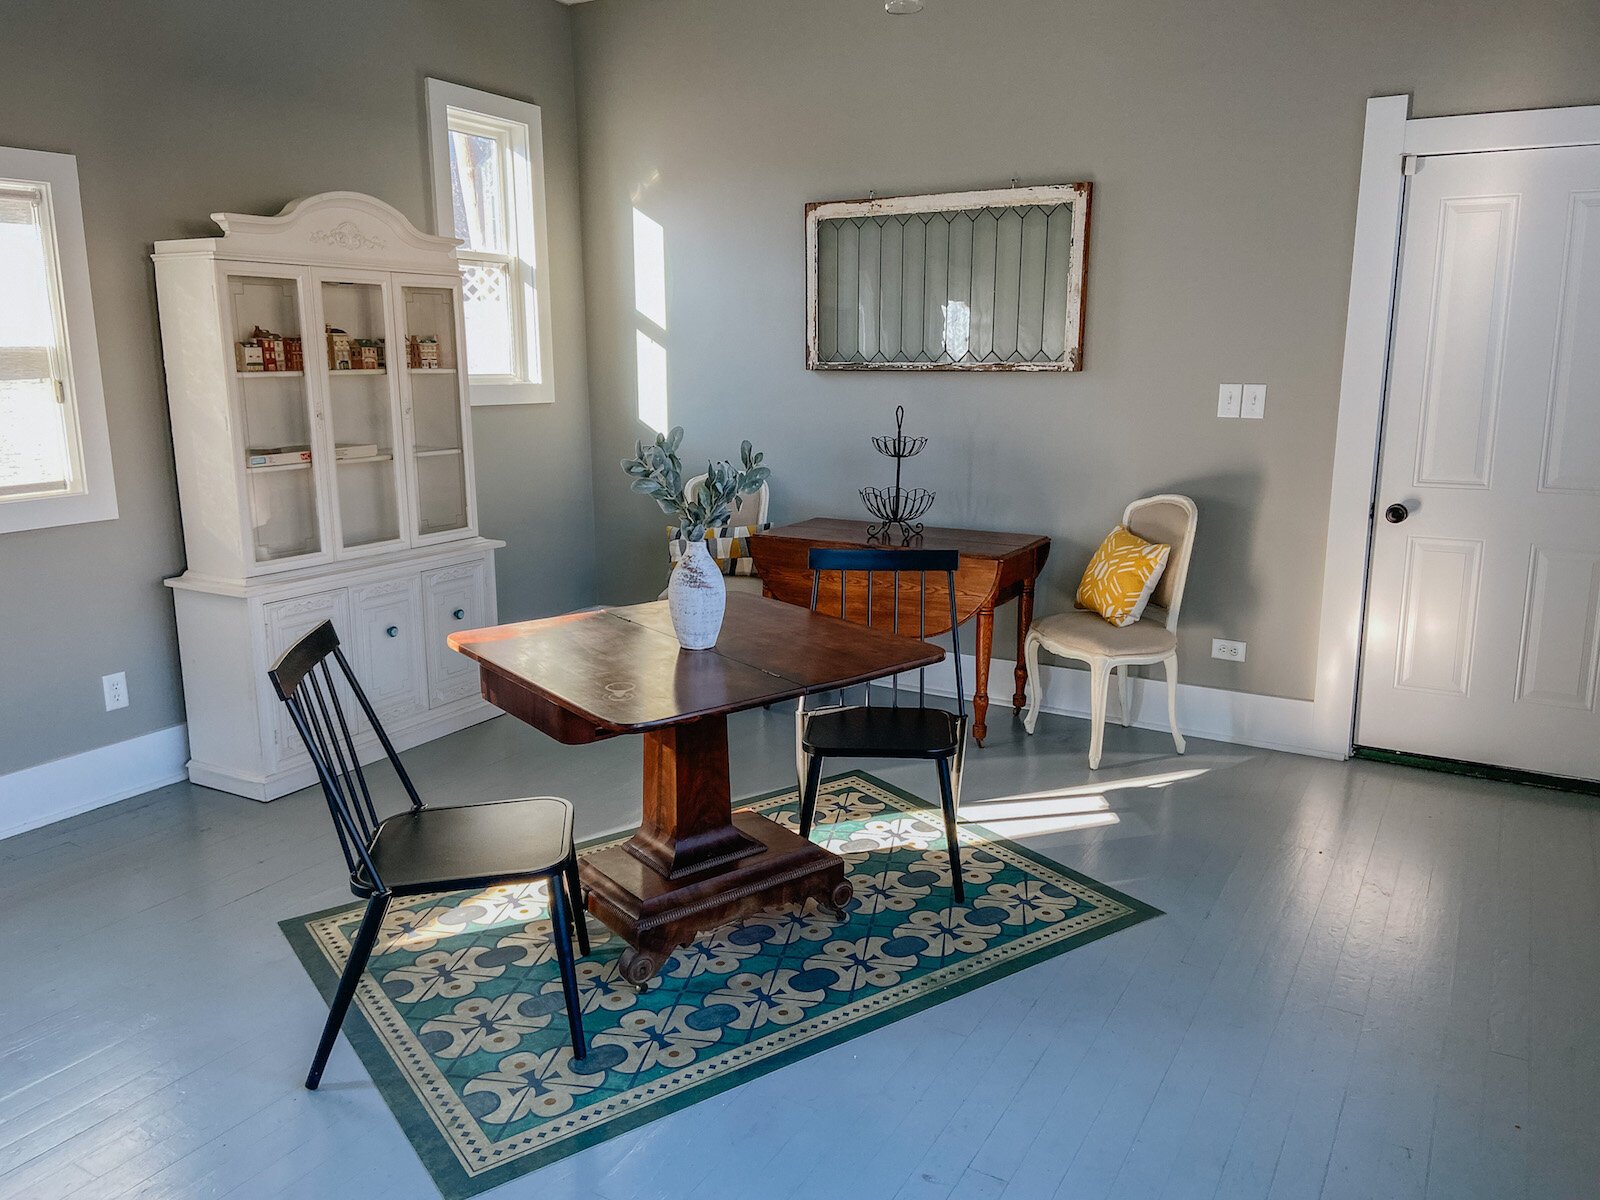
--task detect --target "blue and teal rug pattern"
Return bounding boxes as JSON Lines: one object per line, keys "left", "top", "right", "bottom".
{"left": 281, "top": 771, "right": 1159, "bottom": 1198}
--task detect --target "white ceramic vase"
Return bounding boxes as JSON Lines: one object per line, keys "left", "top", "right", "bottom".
{"left": 667, "top": 539, "right": 726, "bottom": 650}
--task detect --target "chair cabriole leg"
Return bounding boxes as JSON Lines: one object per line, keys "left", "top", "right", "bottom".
{"left": 306, "top": 891, "right": 389, "bottom": 1090}
{"left": 1022, "top": 632, "right": 1044, "bottom": 735}
{"left": 1117, "top": 665, "right": 1132, "bottom": 727}
{"left": 1164, "top": 653, "right": 1185, "bottom": 754}
{"left": 1088, "top": 659, "right": 1110, "bottom": 770}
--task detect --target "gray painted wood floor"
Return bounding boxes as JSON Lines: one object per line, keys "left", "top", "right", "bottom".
{"left": 1, "top": 707, "right": 1596, "bottom": 1199}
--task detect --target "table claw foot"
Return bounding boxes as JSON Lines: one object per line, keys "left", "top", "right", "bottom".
{"left": 618, "top": 947, "right": 663, "bottom": 990}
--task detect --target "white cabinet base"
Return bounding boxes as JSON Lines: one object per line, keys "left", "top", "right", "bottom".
{"left": 167, "top": 538, "right": 502, "bottom": 802}
{"left": 186, "top": 694, "right": 497, "bottom": 802}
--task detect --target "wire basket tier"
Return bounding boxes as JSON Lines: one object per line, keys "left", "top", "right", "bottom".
{"left": 860, "top": 485, "right": 935, "bottom": 543}
{"left": 871, "top": 432, "right": 928, "bottom": 458}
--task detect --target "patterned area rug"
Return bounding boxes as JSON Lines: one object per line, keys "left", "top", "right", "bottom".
{"left": 281, "top": 771, "right": 1159, "bottom": 1198}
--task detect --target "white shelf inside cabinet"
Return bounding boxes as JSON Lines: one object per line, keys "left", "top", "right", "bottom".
{"left": 153, "top": 191, "right": 493, "bottom": 802}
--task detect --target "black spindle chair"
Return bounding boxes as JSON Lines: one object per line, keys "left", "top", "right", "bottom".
{"left": 797, "top": 548, "right": 970, "bottom": 901}
{"left": 269, "top": 620, "right": 589, "bottom": 1090}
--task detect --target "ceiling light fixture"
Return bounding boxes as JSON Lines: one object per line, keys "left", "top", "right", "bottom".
{"left": 885, "top": 0, "right": 923, "bottom": 13}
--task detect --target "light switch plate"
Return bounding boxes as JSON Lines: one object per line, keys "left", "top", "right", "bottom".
{"left": 1217, "top": 384, "right": 1242, "bottom": 418}
{"left": 1242, "top": 384, "right": 1267, "bottom": 419}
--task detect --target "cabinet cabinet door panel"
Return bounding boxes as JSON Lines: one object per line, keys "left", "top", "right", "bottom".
{"left": 350, "top": 579, "right": 428, "bottom": 723}
{"left": 423, "top": 562, "right": 488, "bottom": 706}
{"left": 262, "top": 590, "right": 353, "bottom": 767}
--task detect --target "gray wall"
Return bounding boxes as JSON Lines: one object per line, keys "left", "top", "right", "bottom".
{"left": 0, "top": 0, "right": 593, "bottom": 776}
{"left": 571, "top": 0, "right": 1600, "bottom": 701}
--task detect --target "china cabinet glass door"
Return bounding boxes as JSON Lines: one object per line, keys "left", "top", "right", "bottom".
{"left": 317, "top": 276, "right": 406, "bottom": 553}
{"left": 398, "top": 282, "right": 472, "bottom": 540}
{"left": 227, "top": 273, "right": 326, "bottom": 565}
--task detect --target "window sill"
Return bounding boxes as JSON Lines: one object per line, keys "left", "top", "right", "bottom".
{"left": 0, "top": 486, "right": 119, "bottom": 535}
{"left": 467, "top": 379, "right": 554, "bottom": 407}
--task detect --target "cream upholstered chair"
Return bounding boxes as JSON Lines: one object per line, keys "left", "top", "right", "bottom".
{"left": 660, "top": 474, "right": 771, "bottom": 599}
{"left": 1023, "top": 494, "right": 1197, "bottom": 769}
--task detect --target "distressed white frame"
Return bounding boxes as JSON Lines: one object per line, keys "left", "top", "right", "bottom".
{"left": 0, "top": 146, "right": 116, "bottom": 533}
{"left": 1311, "top": 96, "right": 1600, "bottom": 758}
{"left": 425, "top": 79, "right": 556, "bottom": 406}
{"left": 805, "top": 183, "right": 1092, "bottom": 371}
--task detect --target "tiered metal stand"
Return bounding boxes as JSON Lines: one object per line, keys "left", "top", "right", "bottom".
{"left": 860, "top": 405, "right": 935, "bottom": 544}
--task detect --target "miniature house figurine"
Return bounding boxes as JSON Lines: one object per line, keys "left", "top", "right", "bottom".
{"left": 354, "top": 339, "right": 381, "bottom": 371}
{"left": 326, "top": 326, "right": 353, "bottom": 370}
{"left": 417, "top": 336, "right": 440, "bottom": 369}
{"left": 235, "top": 341, "right": 264, "bottom": 372}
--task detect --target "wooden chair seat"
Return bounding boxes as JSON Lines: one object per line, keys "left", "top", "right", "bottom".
{"left": 801, "top": 706, "right": 962, "bottom": 760}
{"left": 353, "top": 796, "right": 575, "bottom": 897}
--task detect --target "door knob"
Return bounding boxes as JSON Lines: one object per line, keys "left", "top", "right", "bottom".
{"left": 452, "top": 608, "right": 466, "bottom": 620}
{"left": 386, "top": 625, "right": 399, "bottom": 637}
{"left": 1384, "top": 503, "right": 1410, "bottom": 524}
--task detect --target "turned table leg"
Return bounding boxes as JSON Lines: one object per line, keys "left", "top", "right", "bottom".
{"left": 1013, "top": 579, "right": 1036, "bottom": 713}
{"left": 973, "top": 602, "right": 994, "bottom": 746}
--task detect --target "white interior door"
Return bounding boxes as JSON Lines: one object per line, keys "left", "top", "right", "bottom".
{"left": 1358, "top": 144, "right": 1600, "bottom": 781}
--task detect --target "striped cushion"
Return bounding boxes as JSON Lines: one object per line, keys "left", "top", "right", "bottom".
{"left": 668, "top": 523, "right": 770, "bottom": 577}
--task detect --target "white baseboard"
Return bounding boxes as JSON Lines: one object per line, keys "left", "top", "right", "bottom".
{"left": 919, "top": 653, "right": 1340, "bottom": 760}
{"left": 0, "top": 724, "right": 190, "bottom": 841}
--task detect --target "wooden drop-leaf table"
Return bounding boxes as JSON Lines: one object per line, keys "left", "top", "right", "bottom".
{"left": 448, "top": 593, "right": 943, "bottom": 984}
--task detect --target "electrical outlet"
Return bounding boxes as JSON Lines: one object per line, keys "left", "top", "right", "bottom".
{"left": 1217, "top": 384, "right": 1242, "bottom": 418}
{"left": 1211, "top": 639, "right": 1247, "bottom": 662}
{"left": 102, "top": 671, "right": 128, "bottom": 711}
{"left": 1242, "top": 383, "right": 1267, "bottom": 419}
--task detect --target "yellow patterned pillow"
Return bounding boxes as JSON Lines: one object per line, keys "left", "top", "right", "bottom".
{"left": 1076, "top": 526, "right": 1171, "bottom": 627}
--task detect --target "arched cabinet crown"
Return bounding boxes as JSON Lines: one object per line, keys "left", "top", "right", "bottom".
{"left": 159, "top": 191, "right": 462, "bottom": 273}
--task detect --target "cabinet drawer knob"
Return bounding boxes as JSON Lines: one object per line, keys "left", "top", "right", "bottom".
{"left": 452, "top": 608, "right": 466, "bottom": 620}
{"left": 386, "top": 625, "right": 399, "bottom": 638}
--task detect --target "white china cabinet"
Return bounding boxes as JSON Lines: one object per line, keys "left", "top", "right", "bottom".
{"left": 155, "top": 193, "right": 501, "bottom": 800}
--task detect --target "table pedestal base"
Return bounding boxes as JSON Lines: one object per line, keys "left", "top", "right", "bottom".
{"left": 581, "top": 810, "right": 851, "bottom": 986}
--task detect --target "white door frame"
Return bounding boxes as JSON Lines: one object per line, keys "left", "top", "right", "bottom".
{"left": 1310, "top": 94, "right": 1600, "bottom": 758}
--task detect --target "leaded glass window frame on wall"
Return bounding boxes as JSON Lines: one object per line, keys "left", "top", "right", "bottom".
{"left": 805, "top": 183, "right": 1092, "bottom": 372}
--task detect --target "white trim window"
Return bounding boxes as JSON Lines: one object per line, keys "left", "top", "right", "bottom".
{"left": 0, "top": 147, "right": 116, "bottom": 532}
{"left": 426, "top": 80, "right": 555, "bottom": 406}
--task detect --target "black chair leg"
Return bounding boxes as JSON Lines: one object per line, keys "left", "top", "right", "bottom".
{"left": 562, "top": 854, "right": 590, "bottom": 956}
{"left": 936, "top": 758, "right": 965, "bottom": 904}
{"left": 546, "top": 879, "right": 588, "bottom": 1060}
{"left": 306, "top": 892, "right": 389, "bottom": 1090}
{"left": 798, "top": 752, "right": 824, "bottom": 839}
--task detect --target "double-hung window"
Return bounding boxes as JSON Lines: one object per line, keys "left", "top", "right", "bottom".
{"left": 426, "top": 80, "right": 555, "bottom": 405}
{"left": 0, "top": 147, "right": 116, "bottom": 532}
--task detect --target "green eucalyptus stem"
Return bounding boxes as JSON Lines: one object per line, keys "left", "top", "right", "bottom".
{"left": 620, "top": 426, "right": 770, "bottom": 542}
